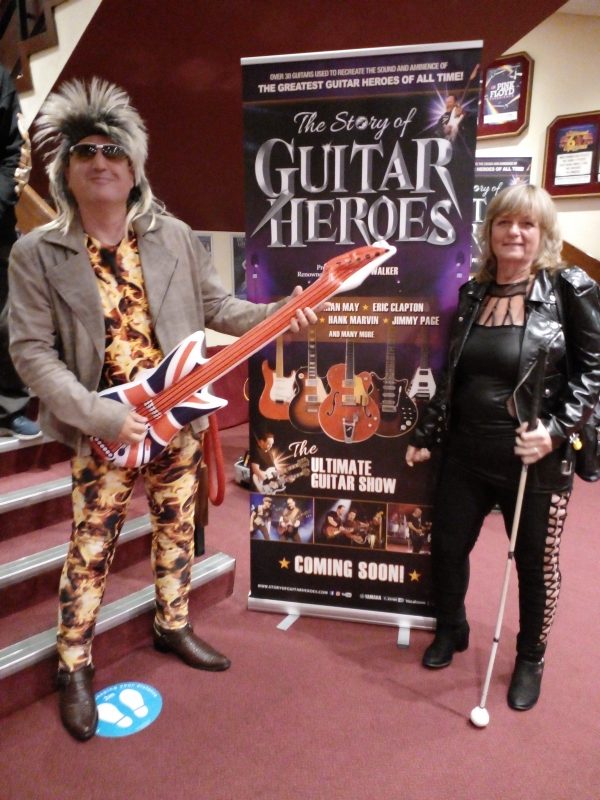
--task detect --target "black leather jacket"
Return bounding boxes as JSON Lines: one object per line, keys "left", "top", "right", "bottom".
{"left": 410, "top": 267, "right": 600, "bottom": 490}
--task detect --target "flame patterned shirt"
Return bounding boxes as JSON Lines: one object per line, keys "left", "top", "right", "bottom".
{"left": 86, "top": 233, "right": 163, "bottom": 389}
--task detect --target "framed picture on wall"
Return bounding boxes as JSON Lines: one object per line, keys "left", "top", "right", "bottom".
{"left": 477, "top": 52, "right": 533, "bottom": 139}
{"left": 231, "top": 233, "right": 247, "bottom": 299}
{"left": 195, "top": 232, "right": 213, "bottom": 255}
{"left": 542, "top": 111, "right": 600, "bottom": 198}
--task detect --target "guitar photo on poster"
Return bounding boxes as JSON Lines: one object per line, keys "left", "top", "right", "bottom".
{"left": 252, "top": 457, "right": 310, "bottom": 495}
{"left": 371, "top": 333, "right": 418, "bottom": 438}
{"left": 276, "top": 498, "right": 313, "bottom": 543}
{"left": 408, "top": 329, "right": 437, "bottom": 401}
{"left": 259, "top": 335, "right": 295, "bottom": 421}
{"left": 318, "top": 341, "right": 380, "bottom": 444}
{"left": 289, "top": 326, "right": 328, "bottom": 434}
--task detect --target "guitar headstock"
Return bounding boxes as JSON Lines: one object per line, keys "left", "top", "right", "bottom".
{"left": 322, "top": 241, "right": 397, "bottom": 297}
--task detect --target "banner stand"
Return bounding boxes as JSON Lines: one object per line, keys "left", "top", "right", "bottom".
{"left": 242, "top": 40, "right": 482, "bottom": 633}
{"left": 247, "top": 594, "right": 435, "bottom": 637}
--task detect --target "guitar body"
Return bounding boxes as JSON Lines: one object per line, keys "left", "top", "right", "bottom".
{"left": 91, "top": 331, "right": 226, "bottom": 468}
{"left": 408, "top": 367, "right": 437, "bottom": 400}
{"left": 371, "top": 374, "right": 418, "bottom": 437}
{"left": 408, "top": 331, "right": 436, "bottom": 401}
{"left": 258, "top": 336, "right": 295, "bottom": 420}
{"left": 289, "top": 370, "right": 328, "bottom": 433}
{"left": 289, "top": 327, "right": 327, "bottom": 433}
{"left": 252, "top": 457, "right": 310, "bottom": 494}
{"left": 258, "top": 359, "right": 295, "bottom": 420}
{"left": 324, "top": 522, "right": 368, "bottom": 544}
{"left": 323, "top": 524, "right": 341, "bottom": 540}
{"left": 277, "top": 509, "right": 311, "bottom": 537}
{"left": 318, "top": 363, "right": 380, "bottom": 443}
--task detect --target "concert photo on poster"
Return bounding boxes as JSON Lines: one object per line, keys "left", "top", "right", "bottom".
{"left": 242, "top": 41, "right": 482, "bottom": 625}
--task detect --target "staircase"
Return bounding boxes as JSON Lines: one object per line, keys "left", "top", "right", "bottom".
{"left": 0, "top": 433, "right": 236, "bottom": 719}
{"left": 1, "top": 0, "right": 102, "bottom": 128}
{"left": 1, "top": 0, "right": 63, "bottom": 92}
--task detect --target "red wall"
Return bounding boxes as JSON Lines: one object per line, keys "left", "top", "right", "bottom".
{"left": 39, "top": 0, "right": 564, "bottom": 231}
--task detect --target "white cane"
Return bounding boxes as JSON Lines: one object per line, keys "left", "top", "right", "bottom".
{"left": 470, "top": 347, "right": 548, "bottom": 729}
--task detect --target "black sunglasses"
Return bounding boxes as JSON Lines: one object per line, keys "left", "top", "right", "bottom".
{"left": 69, "top": 143, "right": 129, "bottom": 161}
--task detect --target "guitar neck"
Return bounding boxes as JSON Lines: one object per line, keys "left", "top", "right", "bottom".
{"left": 151, "top": 272, "right": 338, "bottom": 413}
{"left": 384, "top": 339, "right": 396, "bottom": 383}
{"left": 345, "top": 341, "right": 355, "bottom": 382}
{"left": 275, "top": 336, "right": 284, "bottom": 377}
{"left": 307, "top": 328, "right": 318, "bottom": 380}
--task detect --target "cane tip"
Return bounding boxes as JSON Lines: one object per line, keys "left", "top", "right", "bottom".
{"left": 469, "top": 705, "right": 490, "bottom": 728}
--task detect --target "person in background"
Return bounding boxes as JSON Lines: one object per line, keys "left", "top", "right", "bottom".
{"left": 406, "top": 184, "right": 600, "bottom": 712}
{"left": 277, "top": 496, "right": 303, "bottom": 542}
{"left": 407, "top": 507, "right": 427, "bottom": 554}
{"left": 250, "top": 495, "right": 273, "bottom": 540}
{"left": 250, "top": 430, "right": 277, "bottom": 491}
{"left": 435, "top": 93, "right": 464, "bottom": 142}
{"left": 8, "top": 78, "right": 316, "bottom": 741}
{"left": 0, "top": 65, "right": 40, "bottom": 439}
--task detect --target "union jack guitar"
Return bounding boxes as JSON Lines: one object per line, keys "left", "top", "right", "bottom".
{"left": 91, "top": 241, "right": 397, "bottom": 467}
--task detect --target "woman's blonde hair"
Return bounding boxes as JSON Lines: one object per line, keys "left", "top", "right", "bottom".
{"left": 475, "top": 184, "right": 563, "bottom": 283}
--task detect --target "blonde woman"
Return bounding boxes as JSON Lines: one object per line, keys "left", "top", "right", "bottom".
{"left": 406, "top": 184, "right": 600, "bottom": 711}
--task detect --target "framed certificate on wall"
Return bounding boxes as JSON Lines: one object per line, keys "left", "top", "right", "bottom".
{"left": 477, "top": 52, "right": 533, "bottom": 139}
{"left": 543, "top": 111, "right": 600, "bottom": 198}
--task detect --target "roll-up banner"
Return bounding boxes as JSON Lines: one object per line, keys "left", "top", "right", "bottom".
{"left": 242, "top": 41, "right": 482, "bottom": 629}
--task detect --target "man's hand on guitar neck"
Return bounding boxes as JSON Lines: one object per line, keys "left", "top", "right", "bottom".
{"left": 118, "top": 410, "right": 148, "bottom": 445}
{"left": 288, "top": 286, "right": 319, "bottom": 334}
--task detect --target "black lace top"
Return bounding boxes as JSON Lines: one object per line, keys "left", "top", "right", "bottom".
{"left": 447, "top": 278, "right": 530, "bottom": 482}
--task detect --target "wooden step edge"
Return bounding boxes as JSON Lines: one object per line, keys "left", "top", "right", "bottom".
{"left": 0, "top": 551, "right": 235, "bottom": 680}
{"left": 0, "top": 474, "right": 71, "bottom": 514}
{"left": 0, "top": 514, "right": 152, "bottom": 588}
{"left": 0, "top": 433, "right": 52, "bottom": 455}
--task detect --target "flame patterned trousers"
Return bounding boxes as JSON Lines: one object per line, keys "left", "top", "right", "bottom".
{"left": 430, "top": 454, "right": 569, "bottom": 661}
{"left": 57, "top": 429, "right": 202, "bottom": 672}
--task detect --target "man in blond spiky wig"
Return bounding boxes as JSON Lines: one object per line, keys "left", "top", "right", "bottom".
{"left": 8, "top": 77, "right": 315, "bottom": 741}
{"left": 34, "top": 77, "right": 157, "bottom": 233}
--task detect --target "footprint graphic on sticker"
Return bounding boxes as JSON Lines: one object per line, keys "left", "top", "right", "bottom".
{"left": 98, "top": 702, "right": 133, "bottom": 728}
{"left": 119, "top": 687, "right": 149, "bottom": 718}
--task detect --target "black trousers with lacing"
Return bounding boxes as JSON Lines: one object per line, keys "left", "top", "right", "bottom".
{"left": 430, "top": 452, "right": 569, "bottom": 660}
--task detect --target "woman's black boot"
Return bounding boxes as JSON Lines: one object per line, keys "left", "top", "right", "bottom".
{"left": 422, "top": 621, "right": 470, "bottom": 669}
{"left": 507, "top": 655, "right": 544, "bottom": 710}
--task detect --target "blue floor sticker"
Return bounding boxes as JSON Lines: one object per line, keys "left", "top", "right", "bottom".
{"left": 95, "top": 682, "right": 162, "bottom": 738}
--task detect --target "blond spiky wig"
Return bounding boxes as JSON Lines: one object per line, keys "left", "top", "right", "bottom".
{"left": 35, "top": 77, "right": 163, "bottom": 232}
